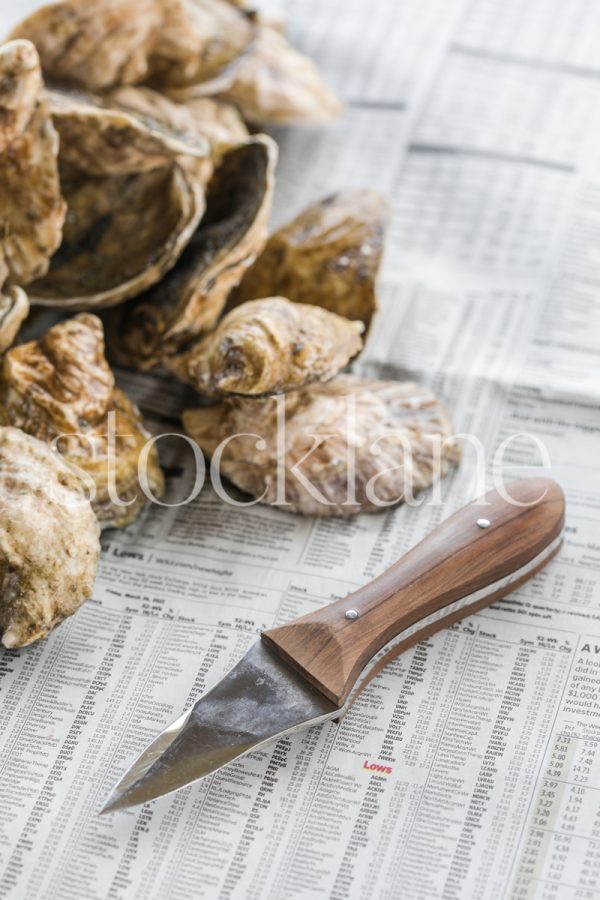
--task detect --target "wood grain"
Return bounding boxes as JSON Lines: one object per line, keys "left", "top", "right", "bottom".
{"left": 262, "top": 478, "right": 565, "bottom": 706}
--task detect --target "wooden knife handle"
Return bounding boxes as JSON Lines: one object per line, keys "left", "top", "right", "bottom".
{"left": 262, "top": 478, "right": 565, "bottom": 706}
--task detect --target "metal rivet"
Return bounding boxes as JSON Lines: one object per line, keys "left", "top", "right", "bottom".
{"left": 345, "top": 609, "right": 359, "bottom": 620}
{"left": 477, "top": 518, "right": 491, "bottom": 529}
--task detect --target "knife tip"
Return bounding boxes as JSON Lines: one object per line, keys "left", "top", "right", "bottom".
{"left": 98, "top": 792, "right": 128, "bottom": 816}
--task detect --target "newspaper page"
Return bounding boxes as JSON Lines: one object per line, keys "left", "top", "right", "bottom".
{"left": 1, "top": 0, "right": 600, "bottom": 898}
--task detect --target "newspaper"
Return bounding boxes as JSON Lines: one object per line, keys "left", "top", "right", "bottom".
{"left": 1, "top": 0, "right": 600, "bottom": 897}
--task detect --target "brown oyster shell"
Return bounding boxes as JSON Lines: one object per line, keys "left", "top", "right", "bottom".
{"left": 0, "top": 426, "right": 100, "bottom": 648}
{"left": 170, "top": 25, "right": 342, "bottom": 125}
{"left": 183, "top": 376, "right": 460, "bottom": 516}
{"left": 0, "top": 40, "right": 66, "bottom": 287}
{"left": 0, "top": 314, "right": 164, "bottom": 529}
{"left": 147, "top": 0, "right": 255, "bottom": 91}
{"left": 0, "top": 40, "right": 39, "bottom": 152}
{"left": 0, "top": 287, "right": 29, "bottom": 354}
{"left": 28, "top": 156, "right": 205, "bottom": 310}
{"left": 10, "top": 0, "right": 255, "bottom": 93}
{"left": 104, "top": 86, "right": 249, "bottom": 159}
{"left": 49, "top": 86, "right": 211, "bottom": 176}
{"left": 108, "top": 134, "right": 277, "bottom": 369}
{"left": 231, "top": 190, "right": 389, "bottom": 329}
{"left": 10, "top": 0, "right": 167, "bottom": 91}
{"left": 167, "top": 297, "right": 364, "bottom": 397}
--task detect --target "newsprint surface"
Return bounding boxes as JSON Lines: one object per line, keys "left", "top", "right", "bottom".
{"left": 1, "top": 1, "right": 600, "bottom": 898}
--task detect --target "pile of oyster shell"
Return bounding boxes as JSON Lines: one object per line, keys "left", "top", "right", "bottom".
{"left": 0, "top": 0, "right": 460, "bottom": 648}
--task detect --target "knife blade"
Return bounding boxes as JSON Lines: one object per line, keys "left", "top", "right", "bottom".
{"left": 101, "top": 477, "right": 565, "bottom": 814}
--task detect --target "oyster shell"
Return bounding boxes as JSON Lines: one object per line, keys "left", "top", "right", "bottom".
{"left": 0, "top": 40, "right": 66, "bottom": 287}
{"left": 109, "top": 134, "right": 277, "bottom": 369}
{"left": 28, "top": 155, "right": 204, "bottom": 310}
{"left": 147, "top": 0, "right": 255, "bottom": 91}
{"left": 0, "top": 287, "right": 29, "bottom": 354}
{"left": 49, "top": 86, "right": 211, "bottom": 176}
{"left": 10, "top": 0, "right": 166, "bottom": 91}
{"left": 105, "top": 86, "right": 249, "bottom": 158}
{"left": 10, "top": 0, "right": 255, "bottom": 92}
{"left": 231, "top": 190, "right": 389, "bottom": 329}
{"left": 167, "top": 297, "right": 364, "bottom": 396}
{"left": 0, "top": 426, "right": 100, "bottom": 648}
{"left": 0, "top": 314, "right": 164, "bottom": 529}
{"left": 0, "top": 40, "right": 39, "bottom": 152}
{"left": 170, "top": 24, "right": 342, "bottom": 125}
{"left": 183, "top": 376, "right": 460, "bottom": 516}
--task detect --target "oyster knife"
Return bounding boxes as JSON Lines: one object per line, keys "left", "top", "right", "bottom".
{"left": 101, "top": 478, "right": 564, "bottom": 814}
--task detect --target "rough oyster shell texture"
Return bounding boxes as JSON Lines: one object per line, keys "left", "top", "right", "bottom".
{"left": 0, "top": 40, "right": 66, "bottom": 289}
{"left": 48, "top": 86, "right": 211, "bottom": 176}
{"left": 147, "top": 0, "right": 255, "bottom": 91}
{"left": 10, "top": 0, "right": 166, "bottom": 90}
{"left": 0, "top": 426, "right": 100, "bottom": 648}
{"left": 9, "top": 0, "right": 254, "bottom": 92}
{"left": 10, "top": 0, "right": 341, "bottom": 126}
{"left": 183, "top": 376, "right": 461, "bottom": 516}
{"left": 0, "top": 40, "right": 42, "bottom": 151}
{"left": 109, "top": 134, "right": 277, "bottom": 369}
{"left": 230, "top": 190, "right": 389, "bottom": 329}
{"left": 0, "top": 314, "right": 164, "bottom": 529}
{"left": 208, "top": 25, "right": 343, "bottom": 125}
{"left": 104, "top": 86, "right": 249, "bottom": 159}
{"left": 168, "top": 297, "right": 364, "bottom": 397}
